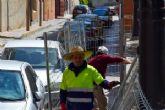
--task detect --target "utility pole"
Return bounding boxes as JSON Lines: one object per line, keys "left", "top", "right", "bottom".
{"left": 139, "top": 0, "right": 165, "bottom": 109}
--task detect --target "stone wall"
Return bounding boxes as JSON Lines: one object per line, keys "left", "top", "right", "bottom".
{"left": 0, "top": 0, "right": 26, "bottom": 32}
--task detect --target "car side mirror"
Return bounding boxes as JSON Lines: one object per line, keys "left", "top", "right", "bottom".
{"left": 33, "top": 91, "right": 43, "bottom": 102}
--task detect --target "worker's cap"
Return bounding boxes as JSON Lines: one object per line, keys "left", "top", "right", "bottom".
{"left": 97, "top": 46, "right": 109, "bottom": 54}
{"left": 63, "top": 46, "right": 92, "bottom": 60}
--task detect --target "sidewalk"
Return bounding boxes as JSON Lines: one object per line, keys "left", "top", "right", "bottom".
{"left": 0, "top": 14, "right": 72, "bottom": 47}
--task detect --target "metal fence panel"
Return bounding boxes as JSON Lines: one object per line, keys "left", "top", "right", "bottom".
{"left": 63, "top": 21, "right": 86, "bottom": 52}
{"left": 109, "top": 58, "right": 152, "bottom": 110}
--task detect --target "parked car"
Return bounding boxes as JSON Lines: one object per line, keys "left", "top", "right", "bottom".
{"left": 0, "top": 60, "right": 45, "bottom": 110}
{"left": 93, "top": 7, "right": 113, "bottom": 27}
{"left": 72, "top": 4, "right": 91, "bottom": 19}
{"left": 75, "top": 14, "right": 103, "bottom": 38}
{"left": 1, "top": 40, "right": 66, "bottom": 108}
{"left": 1, "top": 40, "right": 65, "bottom": 89}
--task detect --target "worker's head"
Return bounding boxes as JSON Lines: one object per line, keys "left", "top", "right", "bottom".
{"left": 96, "top": 46, "right": 109, "bottom": 55}
{"left": 63, "top": 46, "right": 92, "bottom": 66}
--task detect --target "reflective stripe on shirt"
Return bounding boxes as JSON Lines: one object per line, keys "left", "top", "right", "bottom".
{"left": 67, "top": 88, "right": 93, "bottom": 92}
{"left": 67, "top": 97, "right": 92, "bottom": 103}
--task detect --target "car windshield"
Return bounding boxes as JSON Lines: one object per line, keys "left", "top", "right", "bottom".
{"left": 3, "top": 47, "right": 59, "bottom": 69}
{"left": 0, "top": 70, "right": 25, "bottom": 101}
{"left": 93, "top": 10, "right": 108, "bottom": 16}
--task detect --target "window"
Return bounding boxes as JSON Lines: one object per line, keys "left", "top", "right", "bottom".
{"left": 3, "top": 47, "right": 59, "bottom": 69}
{"left": 0, "top": 70, "right": 25, "bottom": 100}
{"left": 25, "top": 66, "right": 38, "bottom": 93}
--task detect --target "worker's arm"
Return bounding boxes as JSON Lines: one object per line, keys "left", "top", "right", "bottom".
{"left": 60, "top": 89, "right": 67, "bottom": 104}
{"left": 105, "top": 55, "right": 131, "bottom": 64}
{"left": 99, "top": 80, "right": 120, "bottom": 89}
{"left": 60, "top": 69, "right": 67, "bottom": 110}
{"left": 60, "top": 89, "right": 67, "bottom": 110}
{"left": 92, "top": 66, "right": 120, "bottom": 89}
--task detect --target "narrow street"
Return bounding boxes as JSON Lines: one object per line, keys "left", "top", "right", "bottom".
{"left": 0, "top": 0, "right": 164, "bottom": 109}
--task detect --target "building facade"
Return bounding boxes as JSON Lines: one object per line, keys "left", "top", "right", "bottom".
{"left": 0, "top": 0, "right": 76, "bottom": 32}
{"left": 0, "top": 0, "right": 26, "bottom": 31}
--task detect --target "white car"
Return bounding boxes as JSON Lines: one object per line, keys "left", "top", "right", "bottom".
{"left": 0, "top": 60, "right": 45, "bottom": 110}
{"left": 1, "top": 40, "right": 65, "bottom": 87}
{"left": 1, "top": 40, "right": 66, "bottom": 108}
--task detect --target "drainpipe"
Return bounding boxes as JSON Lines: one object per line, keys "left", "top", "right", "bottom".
{"left": 0, "top": 1, "right": 1, "bottom": 31}
{"left": 7, "top": 0, "right": 9, "bottom": 31}
{"left": 29, "top": 0, "right": 32, "bottom": 26}
{"left": 139, "top": 0, "right": 165, "bottom": 108}
{"left": 43, "top": 0, "right": 45, "bottom": 21}
{"left": 26, "top": 0, "right": 30, "bottom": 31}
{"left": 39, "top": 0, "right": 42, "bottom": 26}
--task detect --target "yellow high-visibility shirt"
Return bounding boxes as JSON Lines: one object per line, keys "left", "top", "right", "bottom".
{"left": 60, "top": 65, "right": 104, "bottom": 90}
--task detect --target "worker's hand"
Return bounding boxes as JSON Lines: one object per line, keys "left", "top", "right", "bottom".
{"left": 109, "top": 81, "right": 120, "bottom": 89}
{"left": 122, "top": 58, "right": 131, "bottom": 64}
{"left": 60, "top": 103, "right": 67, "bottom": 110}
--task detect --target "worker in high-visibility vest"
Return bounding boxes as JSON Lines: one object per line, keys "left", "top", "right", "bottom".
{"left": 60, "top": 46, "right": 120, "bottom": 110}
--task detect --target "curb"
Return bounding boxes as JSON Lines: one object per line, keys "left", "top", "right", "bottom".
{"left": 0, "top": 19, "right": 66, "bottom": 39}
{"left": 0, "top": 19, "right": 67, "bottom": 47}
{"left": 21, "top": 24, "right": 52, "bottom": 38}
{"left": 0, "top": 24, "right": 52, "bottom": 39}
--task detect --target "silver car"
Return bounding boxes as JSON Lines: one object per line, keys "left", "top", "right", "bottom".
{"left": 0, "top": 60, "right": 45, "bottom": 110}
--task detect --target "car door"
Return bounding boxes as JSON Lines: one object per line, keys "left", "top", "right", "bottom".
{"left": 25, "top": 66, "right": 45, "bottom": 110}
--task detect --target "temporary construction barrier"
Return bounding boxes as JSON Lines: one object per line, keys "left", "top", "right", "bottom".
{"left": 63, "top": 20, "right": 86, "bottom": 52}
{"left": 109, "top": 57, "right": 152, "bottom": 110}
